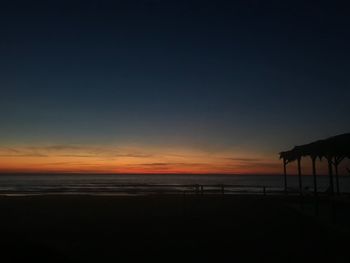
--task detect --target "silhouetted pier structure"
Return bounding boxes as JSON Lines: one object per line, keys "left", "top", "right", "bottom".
{"left": 279, "top": 133, "right": 350, "bottom": 196}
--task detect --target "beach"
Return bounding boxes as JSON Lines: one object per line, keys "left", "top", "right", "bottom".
{"left": 0, "top": 194, "right": 349, "bottom": 263}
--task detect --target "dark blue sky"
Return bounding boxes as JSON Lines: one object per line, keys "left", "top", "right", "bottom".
{"left": 0, "top": 0, "right": 349, "bottom": 173}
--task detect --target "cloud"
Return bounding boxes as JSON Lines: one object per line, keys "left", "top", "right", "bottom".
{"left": 232, "top": 162, "right": 280, "bottom": 169}
{"left": 138, "top": 162, "right": 206, "bottom": 167}
{"left": 224, "top": 156, "right": 281, "bottom": 171}
{"left": 0, "top": 147, "right": 48, "bottom": 157}
{"left": 140, "top": 162, "right": 185, "bottom": 166}
{"left": 40, "top": 145, "right": 84, "bottom": 151}
{"left": 225, "top": 157, "right": 262, "bottom": 162}
{"left": 0, "top": 145, "right": 152, "bottom": 159}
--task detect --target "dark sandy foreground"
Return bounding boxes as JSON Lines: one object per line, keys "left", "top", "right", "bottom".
{"left": 0, "top": 195, "right": 349, "bottom": 263}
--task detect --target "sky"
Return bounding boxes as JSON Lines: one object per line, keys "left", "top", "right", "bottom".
{"left": 0, "top": 0, "right": 349, "bottom": 174}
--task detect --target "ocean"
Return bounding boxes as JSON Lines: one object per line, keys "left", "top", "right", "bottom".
{"left": 0, "top": 173, "right": 349, "bottom": 196}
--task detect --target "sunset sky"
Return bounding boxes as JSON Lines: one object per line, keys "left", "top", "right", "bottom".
{"left": 0, "top": 1, "right": 349, "bottom": 174}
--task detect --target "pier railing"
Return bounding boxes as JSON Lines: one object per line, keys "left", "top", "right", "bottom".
{"left": 0, "top": 183, "right": 286, "bottom": 196}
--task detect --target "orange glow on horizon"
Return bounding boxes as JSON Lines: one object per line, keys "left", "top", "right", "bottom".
{"left": 0, "top": 144, "right": 283, "bottom": 174}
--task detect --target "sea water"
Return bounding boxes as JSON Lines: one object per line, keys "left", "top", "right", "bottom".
{"left": 0, "top": 173, "right": 349, "bottom": 195}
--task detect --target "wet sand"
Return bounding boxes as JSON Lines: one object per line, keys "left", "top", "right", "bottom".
{"left": 0, "top": 195, "right": 348, "bottom": 262}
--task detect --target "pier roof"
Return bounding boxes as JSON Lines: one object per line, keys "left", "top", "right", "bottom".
{"left": 279, "top": 133, "right": 350, "bottom": 163}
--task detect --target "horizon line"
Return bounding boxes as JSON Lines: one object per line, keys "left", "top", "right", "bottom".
{"left": 0, "top": 172, "right": 335, "bottom": 177}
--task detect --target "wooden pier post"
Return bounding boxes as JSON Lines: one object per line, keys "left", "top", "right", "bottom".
{"left": 283, "top": 158, "right": 288, "bottom": 194}
{"left": 335, "top": 161, "right": 339, "bottom": 195}
{"left": 297, "top": 157, "right": 303, "bottom": 196}
{"left": 311, "top": 156, "right": 317, "bottom": 196}
{"left": 327, "top": 157, "right": 334, "bottom": 196}
{"left": 334, "top": 156, "right": 344, "bottom": 195}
